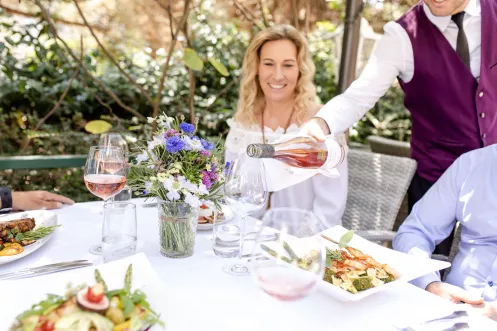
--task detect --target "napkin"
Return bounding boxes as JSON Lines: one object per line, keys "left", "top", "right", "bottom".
{"left": 262, "top": 136, "right": 346, "bottom": 192}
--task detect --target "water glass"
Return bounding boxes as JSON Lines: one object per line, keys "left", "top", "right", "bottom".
{"left": 102, "top": 202, "right": 137, "bottom": 262}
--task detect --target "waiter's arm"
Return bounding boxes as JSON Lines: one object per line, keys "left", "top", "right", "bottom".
{"left": 304, "top": 22, "right": 410, "bottom": 138}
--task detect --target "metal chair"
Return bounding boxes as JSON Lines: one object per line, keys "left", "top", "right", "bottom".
{"left": 342, "top": 149, "right": 417, "bottom": 243}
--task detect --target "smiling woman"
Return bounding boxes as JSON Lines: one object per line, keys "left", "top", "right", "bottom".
{"left": 225, "top": 24, "right": 348, "bottom": 228}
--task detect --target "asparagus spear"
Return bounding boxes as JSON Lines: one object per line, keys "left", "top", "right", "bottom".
{"left": 260, "top": 244, "right": 292, "bottom": 263}
{"left": 283, "top": 241, "right": 302, "bottom": 263}
{"left": 95, "top": 269, "right": 108, "bottom": 292}
{"left": 124, "top": 264, "right": 132, "bottom": 293}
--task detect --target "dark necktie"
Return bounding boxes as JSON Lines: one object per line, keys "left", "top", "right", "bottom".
{"left": 451, "top": 11, "right": 471, "bottom": 69}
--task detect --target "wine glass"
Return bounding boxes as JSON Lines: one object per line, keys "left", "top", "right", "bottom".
{"left": 250, "top": 208, "right": 325, "bottom": 301}
{"left": 99, "top": 133, "right": 131, "bottom": 201}
{"left": 222, "top": 156, "right": 268, "bottom": 276}
{"left": 99, "top": 133, "right": 129, "bottom": 160}
{"left": 84, "top": 146, "right": 127, "bottom": 254}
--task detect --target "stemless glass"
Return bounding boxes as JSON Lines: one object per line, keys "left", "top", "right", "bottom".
{"left": 102, "top": 202, "right": 137, "bottom": 263}
{"left": 222, "top": 156, "right": 268, "bottom": 276}
{"left": 99, "top": 133, "right": 131, "bottom": 201}
{"left": 250, "top": 208, "right": 325, "bottom": 301}
{"left": 84, "top": 146, "right": 127, "bottom": 254}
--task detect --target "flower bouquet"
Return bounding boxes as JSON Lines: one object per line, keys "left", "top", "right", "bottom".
{"left": 129, "top": 114, "right": 224, "bottom": 258}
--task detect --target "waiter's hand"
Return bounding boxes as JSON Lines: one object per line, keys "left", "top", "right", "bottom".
{"left": 426, "top": 281, "right": 484, "bottom": 305}
{"left": 300, "top": 117, "right": 331, "bottom": 142}
{"left": 12, "top": 191, "right": 75, "bottom": 211}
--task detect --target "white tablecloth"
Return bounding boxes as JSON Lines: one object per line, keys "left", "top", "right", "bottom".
{"left": 1, "top": 199, "right": 496, "bottom": 331}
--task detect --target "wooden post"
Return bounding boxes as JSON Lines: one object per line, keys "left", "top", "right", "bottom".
{"left": 339, "top": 0, "right": 364, "bottom": 142}
{"left": 339, "top": 0, "right": 363, "bottom": 93}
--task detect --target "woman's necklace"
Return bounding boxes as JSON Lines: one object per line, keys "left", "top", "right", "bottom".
{"left": 261, "top": 106, "right": 297, "bottom": 143}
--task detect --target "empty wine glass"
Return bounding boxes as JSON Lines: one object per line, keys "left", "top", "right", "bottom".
{"left": 84, "top": 146, "right": 127, "bottom": 254}
{"left": 222, "top": 156, "right": 268, "bottom": 276}
{"left": 99, "top": 133, "right": 131, "bottom": 201}
{"left": 250, "top": 208, "right": 325, "bottom": 301}
{"left": 99, "top": 133, "right": 129, "bottom": 160}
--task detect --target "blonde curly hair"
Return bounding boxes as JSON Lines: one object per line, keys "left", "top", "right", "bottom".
{"left": 234, "top": 24, "right": 317, "bottom": 127}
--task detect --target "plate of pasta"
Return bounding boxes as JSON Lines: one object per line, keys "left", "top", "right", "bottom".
{"left": 318, "top": 226, "right": 451, "bottom": 302}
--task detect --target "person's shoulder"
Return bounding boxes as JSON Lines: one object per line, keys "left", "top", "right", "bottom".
{"left": 456, "top": 145, "right": 497, "bottom": 171}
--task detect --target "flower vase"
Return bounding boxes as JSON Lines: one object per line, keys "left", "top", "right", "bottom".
{"left": 158, "top": 200, "right": 199, "bottom": 258}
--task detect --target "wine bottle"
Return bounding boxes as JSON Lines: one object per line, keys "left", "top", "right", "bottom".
{"left": 246, "top": 136, "right": 345, "bottom": 169}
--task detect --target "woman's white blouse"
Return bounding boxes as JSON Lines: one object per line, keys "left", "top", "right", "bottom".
{"left": 224, "top": 118, "right": 347, "bottom": 228}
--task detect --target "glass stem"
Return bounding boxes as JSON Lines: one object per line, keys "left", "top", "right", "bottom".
{"left": 237, "top": 214, "right": 246, "bottom": 262}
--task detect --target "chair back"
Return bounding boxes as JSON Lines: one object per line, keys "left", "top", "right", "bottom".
{"left": 342, "top": 149, "right": 417, "bottom": 233}
{"left": 367, "top": 136, "right": 412, "bottom": 230}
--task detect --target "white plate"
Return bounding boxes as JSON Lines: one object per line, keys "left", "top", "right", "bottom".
{"left": 0, "top": 210, "right": 58, "bottom": 266}
{"left": 318, "top": 226, "right": 451, "bottom": 302}
{"left": 0, "top": 253, "right": 173, "bottom": 330}
{"left": 197, "top": 205, "right": 233, "bottom": 231}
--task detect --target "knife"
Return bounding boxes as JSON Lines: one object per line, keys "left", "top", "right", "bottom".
{"left": 0, "top": 260, "right": 93, "bottom": 280}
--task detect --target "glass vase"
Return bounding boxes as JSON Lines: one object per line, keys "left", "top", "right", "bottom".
{"left": 158, "top": 200, "right": 199, "bottom": 258}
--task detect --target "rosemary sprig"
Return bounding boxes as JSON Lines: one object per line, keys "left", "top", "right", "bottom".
{"left": 326, "top": 248, "right": 344, "bottom": 262}
{"left": 15, "top": 225, "right": 61, "bottom": 242}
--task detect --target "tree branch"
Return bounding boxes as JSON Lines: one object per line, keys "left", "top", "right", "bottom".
{"left": 34, "top": 0, "right": 146, "bottom": 121}
{"left": 0, "top": 3, "right": 108, "bottom": 32}
{"left": 71, "top": 0, "right": 154, "bottom": 107}
{"left": 35, "top": 41, "right": 83, "bottom": 131}
{"left": 205, "top": 78, "right": 238, "bottom": 111}
{"left": 233, "top": 0, "right": 256, "bottom": 23}
{"left": 305, "top": 0, "right": 311, "bottom": 37}
{"left": 182, "top": 14, "right": 196, "bottom": 124}
{"left": 257, "top": 0, "right": 269, "bottom": 27}
{"left": 152, "top": 0, "right": 192, "bottom": 131}
{"left": 292, "top": 0, "right": 299, "bottom": 29}
{"left": 18, "top": 37, "right": 83, "bottom": 154}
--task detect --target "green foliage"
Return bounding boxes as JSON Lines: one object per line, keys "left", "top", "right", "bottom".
{"left": 0, "top": 10, "right": 411, "bottom": 202}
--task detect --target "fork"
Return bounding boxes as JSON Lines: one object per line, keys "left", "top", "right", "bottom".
{"left": 394, "top": 310, "right": 469, "bottom": 331}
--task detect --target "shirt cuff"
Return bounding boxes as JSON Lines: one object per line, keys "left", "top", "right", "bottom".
{"left": 410, "top": 271, "right": 441, "bottom": 291}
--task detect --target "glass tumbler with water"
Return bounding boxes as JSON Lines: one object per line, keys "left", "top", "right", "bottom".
{"left": 102, "top": 202, "right": 137, "bottom": 262}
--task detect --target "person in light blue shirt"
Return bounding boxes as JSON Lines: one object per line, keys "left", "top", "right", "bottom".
{"left": 393, "top": 144, "right": 497, "bottom": 321}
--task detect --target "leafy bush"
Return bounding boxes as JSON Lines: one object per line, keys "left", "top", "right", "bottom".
{"left": 0, "top": 11, "right": 411, "bottom": 201}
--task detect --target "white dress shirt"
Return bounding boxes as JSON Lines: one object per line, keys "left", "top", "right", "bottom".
{"left": 225, "top": 118, "right": 348, "bottom": 228}
{"left": 317, "top": 0, "right": 482, "bottom": 134}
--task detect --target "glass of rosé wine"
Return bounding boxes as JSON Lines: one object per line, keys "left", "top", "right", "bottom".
{"left": 84, "top": 146, "right": 127, "bottom": 255}
{"left": 250, "top": 208, "right": 325, "bottom": 301}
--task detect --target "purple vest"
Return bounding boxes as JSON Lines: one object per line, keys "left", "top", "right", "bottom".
{"left": 396, "top": 0, "right": 497, "bottom": 182}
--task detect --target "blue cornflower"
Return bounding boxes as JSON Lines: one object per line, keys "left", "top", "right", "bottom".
{"left": 225, "top": 161, "right": 231, "bottom": 175}
{"left": 166, "top": 136, "right": 185, "bottom": 153}
{"left": 201, "top": 139, "right": 214, "bottom": 151}
{"left": 179, "top": 122, "right": 195, "bottom": 134}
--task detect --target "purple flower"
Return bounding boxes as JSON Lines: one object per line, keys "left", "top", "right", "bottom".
{"left": 201, "top": 170, "right": 212, "bottom": 189}
{"left": 201, "top": 139, "right": 214, "bottom": 151}
{"left": 180, "top": 122, "right": 195, "bottom": 134}
{"left": 165, "top": 129, "right": 178, "bottom": 138}
{"left": 200, "top": 150, "right": 211, "bottom": 156}
{"left": 209, "top": 172, "right": 218, "bottom": 183}
{"left": 166, "top": 136, "right": 184, "bottom": 153}
{"left": 143, "top": 190, "right": 148, "bottom": 195}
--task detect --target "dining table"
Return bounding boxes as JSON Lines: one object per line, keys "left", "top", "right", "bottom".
{"left": 0, "top": 198, "right": 496, "bottom": 331}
